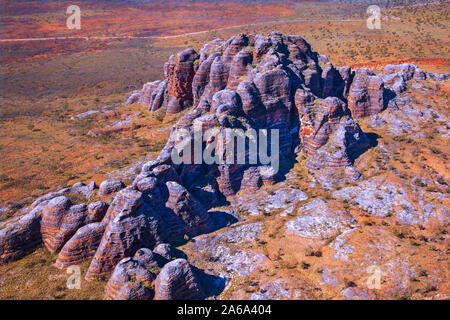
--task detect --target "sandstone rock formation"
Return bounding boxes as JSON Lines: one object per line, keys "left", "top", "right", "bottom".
{"left": 98, "top": 179, "right": 125, "bottom": 196}
{"left": 154, "top": 258, "right": 204, "bottom": 300}
{"left": 40, "top": 196, "right": 99, "bottom": 254}
{"left": 153, "top": 243, "right": 188, "bottom": 261}
{"left": 347, "top": 68, "right": 385, "bottom": 119}
{"left": 104, "top": 245, "right": 197, "bottom": 300}
{"left": 85, "top": 180, "right": 215, "bottom": 280}
{"left": 0, "top": 207, "right": 42, "bottom": 265}
{"left": 128, "top": 32, "right": 388, "bottom": 196}
{"left": 55, "top": 221, "right": 106, "bottom": 269}
{"left": 3, "top": 32, "right": 450, "bottom": 300}
{"left": 104, "top": 249, "right": 159, "bottom": 300}
{"left": 0, "top": 182, "right": 96, "bottom": 264}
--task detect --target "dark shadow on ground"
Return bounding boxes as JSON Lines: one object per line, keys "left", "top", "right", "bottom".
{"left": 350, "top": 132, "right": 380, "bottom": 164}
{"left": 366, "top": 132, "right": 380, "bottom": 148}
{"left": 209, "top": 210, "right": 239, "bottom": 230}
{"left": 195, "top": 267, "right": 228, "bottom": 299}
{"left": 383, "top": 88, "right": 397, "bottom": 111}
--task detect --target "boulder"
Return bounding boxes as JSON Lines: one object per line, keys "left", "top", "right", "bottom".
{"left": 153, "top": 243, "right": 188, "bottom": 261}
{"left": 86, "top": 201, "right": 108, "bottom": 224}
{"left": 98, "top": 179, "right": 125, "bottom": 196}
{"left": 138, "top": 80, "right": 162, "bottom": 108}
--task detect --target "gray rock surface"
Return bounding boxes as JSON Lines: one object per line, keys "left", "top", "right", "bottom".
{"left": 286, "top": 198, "right": 357, "bottom": 239}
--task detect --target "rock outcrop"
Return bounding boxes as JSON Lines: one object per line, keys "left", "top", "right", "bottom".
{"left": 104, "top": 245, "right": 194, "bottom": 300}
{"left": 3, "top": 32, "right": 450, "bottom": 300}
{"left": 347, "top": 68, "right": 384, "bottom": 119}
{"left": 128, "top": 32, "right": 389, "bottom": 197}
{"left": 104, "top": 249, "right": 159, "bottom": 300}
{"left": 166, "top": 49, "right": 200, "bottom": 114}
{"left": 55, "top": 221, "right": 106, "bottom": 269}
{"left": 1, "top": 182, "right": 96, "bottom": 264}
{"left": 153, "top": 243, "right": 188, "bottom": 261}
{"left": 165, "top": 181, "right": 214, "bottom": 236}
{"left": 379, "top": 63, "right": 447, "bottom": 94}
{"left": 154, "top": 258, "right": 204, "bottom": 300}
{"left": 41, "top": 197, "right": 88, "bottom": 253}
{"left": 85, "top": 187, "right": 163, "bottom": 280}
{"left": 0, "top": 207, "right": 42, "bottom": 265}
{"left": 304, "top": 116, "right": 371, "bottom": 170}
{"left": 85, "top": 179, "right": 215, "bottom": 280}
{"left": 98, "top": 179, "right": 125, "bottom": 196}
{"left": 40, "top": 197, "right": 108, "bottom": 255}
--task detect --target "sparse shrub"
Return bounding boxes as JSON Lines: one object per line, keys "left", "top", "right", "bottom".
{"left": 152, "top": 108, "right": 166, "bottom": 122}
{"left": 413, "top": 178, "right": 427, "bottom": 187}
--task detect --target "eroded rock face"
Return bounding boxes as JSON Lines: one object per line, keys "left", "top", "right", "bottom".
{"left": 166, "top": 49, "right": 200, "bottom": 114}
{"left": 138, "top": 80, "right": 163, "bottom": 108}
{"left": 86, "top": 201, "right": 108, "bottom": 224}
{"left": 298, "top": 95, "right": 348, "bottom": 155}
{"left": 55, "top": 221, "right": 106, "bottom": 269}
{"left": 85, "top": 187, "right": 164, "bottom": 280}
{"left": 154, "top": 258, "right": 204, "bottom": 300}
{"left": 41, "top": 197, "right": 89, "bottom": 253}
{"left": 85, "top": 178, "right": 216, "bottom": 280}
{"left": 105, "top": 246, "right": 203, "bottom": 300}
{"left": 0, "top": 207, "right": 42, "bottom": 265}
{"left": 1, "top": 181, "right": 98, "bottom": 264}
{"left": 305, "top": 116, "right": 371, "bottom": 170}
{"left": 104, "top": 249, "right": 160, "bottom": 300}
{"left": 130, "top": 33, "right": 383, "bottom": 196}
{"left": 125, "top": 35, "right": 447, "bottom": 199}
{"left": 165, "top": 181, "right": 214, "bottom": 236}
{"left": 127, "top": 33, "right": 393, "bottom": 199}
{"left": 126, "top": 34, "right": 391, "bottom": 195}
{"left": 348, "top": 68, "right": 384, "bottom": 119}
